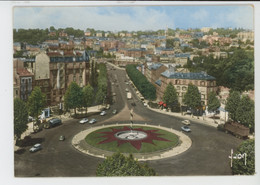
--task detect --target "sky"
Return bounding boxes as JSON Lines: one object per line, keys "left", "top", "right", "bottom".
{"left": 13, "top": 5, "right": 254, "bottom": 32}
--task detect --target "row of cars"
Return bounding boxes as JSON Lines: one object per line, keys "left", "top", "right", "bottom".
{"left": 79, "top": 109, "right": 117, "bottom": 124}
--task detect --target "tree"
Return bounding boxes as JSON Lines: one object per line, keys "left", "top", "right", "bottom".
{"left": 225, "top": 91, "right": 240, "bottom": 122}
{"left": 64, "top": 82, "right": 83, "bottom": 116}
{"left": 235, "top": 95, "right": 254, "bottom": 133}
{"left": 14, "top": 98, "right": 28, "bottom": 141}
{"left": 82, "top": 84, "right": 94, "bottom": 114}
{"left": 232, "top": 139, "right": 255, "bottom": 175}
{"left": 96, "top": 152, "right": 156, "bottom": 176}
{"left": 207, "top": 91, "right": 221, "bottom": 120}
{"left": 163, "top": 83, "right": 178, "bottom": 112}
{"left": 27, "top": 87, "right": 46, "bottom": 132}
{"left": 183, "top": 84, "right": 201, "bottom": 116}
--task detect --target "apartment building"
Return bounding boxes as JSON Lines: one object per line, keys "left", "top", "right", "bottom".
{"left": 156, "top": 69, "right": 217, "bottom": 106}
{"left": 34, "top": 50, "right": 90, "bottom": 105}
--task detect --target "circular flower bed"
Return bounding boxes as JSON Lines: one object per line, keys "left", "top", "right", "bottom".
{"left": 85, "top": 126, "right": 179, "bottom": 153}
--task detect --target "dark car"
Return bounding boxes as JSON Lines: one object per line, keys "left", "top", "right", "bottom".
{"left": 45, "top": 118, "right": 62, "bottom": 128}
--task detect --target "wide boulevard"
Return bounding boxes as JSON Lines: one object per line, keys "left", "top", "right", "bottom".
{"left": 14, "top": 63, "right": 242, "bottom": 177}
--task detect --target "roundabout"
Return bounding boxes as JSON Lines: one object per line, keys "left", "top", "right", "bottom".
{"left": 72, "top": 123, "right": 192, "bottom": 161}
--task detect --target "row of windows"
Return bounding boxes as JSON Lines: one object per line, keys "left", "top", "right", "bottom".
{"left": 174, "top": 80, "right": 215, "bottom": 86}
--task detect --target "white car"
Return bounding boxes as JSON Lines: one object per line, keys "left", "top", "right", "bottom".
{"left": 79, "top": 118, "right": 88, "bottom": 124}
{"left": 89, "top": 118, "right": 97, "bottom": 124}
{"left": 100, "top": 111, "right": 106, "bottom": 116}
{"left": 182, "top": 120, "right": 191, "bottom": 125}
{"left": 29, "top": 143, "right": 42, "bottom": 153}
{"left": 143, "top": 102, "right": 148, "bottom": 107}
{"left": 181, "top": 126, "right": 191, "bottom": 132}
{"left": 125, "top": 88, "right": 129, "bottom": 92}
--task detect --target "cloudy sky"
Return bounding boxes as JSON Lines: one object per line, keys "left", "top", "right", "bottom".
{"left": 13, "top": 5, "right": 254, "bottom": 31}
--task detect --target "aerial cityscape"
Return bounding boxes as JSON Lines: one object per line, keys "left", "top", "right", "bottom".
{"left": 13, "top": 5, "right": 255, "bottom": 178}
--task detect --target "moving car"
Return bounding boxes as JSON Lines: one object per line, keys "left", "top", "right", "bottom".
{"left": 112, "top": 109, "right": 117, "bottom": 114}
{"left": 29, "top": 143, "right": 42, "bottom": 153}
{"left": 181, "top": 126, "right": 191, "bottom": 132}
{"left": 79, "top": 118, "right": 88, "bottom": 124}
{"left": 89, "top": 118, "right": 97, "bottom": 124}
{"left": 182, "top": 120, "right": 191, "bottom": 125}
{"left": 45, "top": 118, "right": 62, "bottom": 128}
{"left": 100, "top": 111, "right": 106, "bottom": 116}
{"left": 59, "top": 135, "right": 65, "bottom": 141}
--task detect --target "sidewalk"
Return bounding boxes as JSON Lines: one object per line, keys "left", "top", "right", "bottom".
{"left": 14, "top": 105, "right": 103, "bottom": 151}
{"left": 147, "top": 106, "right": 220, "bottom": 128}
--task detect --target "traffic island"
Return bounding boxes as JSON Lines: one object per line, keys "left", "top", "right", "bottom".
{"left": 72, "top": 123, "right": 192, "bottom": 161}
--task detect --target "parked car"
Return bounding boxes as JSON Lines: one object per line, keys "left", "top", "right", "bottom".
{"left": 105, "top": 104, "right": 110, "bottom": 110}
{"left": 89, "top": 118, "right": 97, "bottom": 124}
{"left": 181, "top": 126, "right": 191, "bottom": 132}
{"left": 125, "top": 88, "right": 129, "bottom": 92}
{"left": 182, "top": 120, "right": 191, "bottom": 125}
{"left": 100, "top": 111, "right": 106, "bottom": 116}
{"left": 112, "top": 109, "right": 117, "bottom": 114}
{"left": 79, "top": 118, "right": 88, "bottom": 124}
{"left": 59, "top": 135, "right": 65, "bottom": 141}
{"left": 143, "top": 102, "right": 148, "bottom": 107}
{"left": 29, "top": 143, "right": 42, "bottom": 153}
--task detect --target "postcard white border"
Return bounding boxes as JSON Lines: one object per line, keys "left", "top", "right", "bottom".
{"left": 1, "top": 1, "right": 259, "bottom": 185}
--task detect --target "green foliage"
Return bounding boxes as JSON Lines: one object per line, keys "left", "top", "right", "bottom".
{"left": 64, "top": 82, "right": 83, "bottom": 115}
{"left": 232, "top": 139, "right": 255, "bottom": 175}
{"left": 225, "top": 91, "right": 241, "bottom": 122}
{"left": 96, "top": 152, "right": 156, "bottom": 176}
{"left": 163, "top": 83, "right": 178, "bottom": 111}
{"left": 27, "top": 87, "right": 46, "bottom": 120}
{"left": 82, "top": 84, "right": 94, "bottom": 108}
{"left": 14, "top": 98, "right": 28, "bottom": 140}
{"left": 226, "top": 92, "right": 255, "bottom": 133}
{"left": 166, "top": 39, "right": 174, "bottom": 48}
{"left": 183, "top": 84, "right": 201, "bottom": 110}
{"left": 13, "top": 28, "right": 49, "bottom": 45}
{"left": 207, "top": 91, "right": 220, "bottom": 113}
{"left": 126, "top": 65, "right": 156, "bottom": 100}
{"left": 235, "top": 95, "right": 254, "bottom": 132}
{"left": 184, "top": 49, "right": 254, "bottom": 92}
{"left": 64, "top": 27, "right": 84, "bottom": 37}
{"left": 96, "top": 63, "right": 108, "bottom": 104}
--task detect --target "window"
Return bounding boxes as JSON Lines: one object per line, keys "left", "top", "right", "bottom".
{"left": 182, "top": 86, "right": 187, "bottom": 91}
{"left": 73, "top": 75, "right": 76, "bottom": 82}
{"left": 177, "top": 86, "right": 180, "bottom": 90}
{"left": 200, "top": 81, "right": 205, "bottom": 86}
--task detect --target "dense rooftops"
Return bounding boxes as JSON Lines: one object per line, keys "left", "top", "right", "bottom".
{"left": 47, "top": 50, "right": 90, "bottom": 63}
{"left": 161, "top": 70, "right": 215, "bottom": 80}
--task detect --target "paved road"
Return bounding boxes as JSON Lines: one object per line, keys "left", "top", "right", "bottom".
{"left": 14, "top": 63, "right": 243, "bottom": 177}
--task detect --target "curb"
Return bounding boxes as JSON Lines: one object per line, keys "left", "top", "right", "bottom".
{"left": 71, "top": 123, "right": 192, "bottom": 161}
{"left": 147, "top": 106, "right": 219, "bottom": 128}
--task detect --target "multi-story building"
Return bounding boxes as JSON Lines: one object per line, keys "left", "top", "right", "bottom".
{"left": 13, "top": 59, "right": 34, "bottom": 101}
{"left": 34, "top": 50, "right": 90, "bottom": 105}
{"left": 155, "top": 69, "right": 217, "bottom": 106}
{"left": 237, "top": 31, "right": 254, "bottom": 42}
{"left": 144, "top": 63, "right": 168, "bottom": 86}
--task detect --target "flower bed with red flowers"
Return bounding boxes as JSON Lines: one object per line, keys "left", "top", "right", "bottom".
{"left": 85, "top": 126, "right": 179, "bottom": 153}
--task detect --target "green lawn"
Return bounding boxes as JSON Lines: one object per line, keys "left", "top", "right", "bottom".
{"left": 85, "top": 126, "right": 179, "bottom": 153}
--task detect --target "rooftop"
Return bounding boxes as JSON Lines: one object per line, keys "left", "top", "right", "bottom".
{"left": 16, "top": 68, "right": 33, "bottom": 77}
{"left": 161, "top": 70, "right": 215, "bottom": 80}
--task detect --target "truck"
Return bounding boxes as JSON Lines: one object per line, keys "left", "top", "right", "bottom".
{"left": 224, "top": 121, "right": 249, "bottom": 139}
{"left": 127, "top": 92, "right": 132, "bottom": 100}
